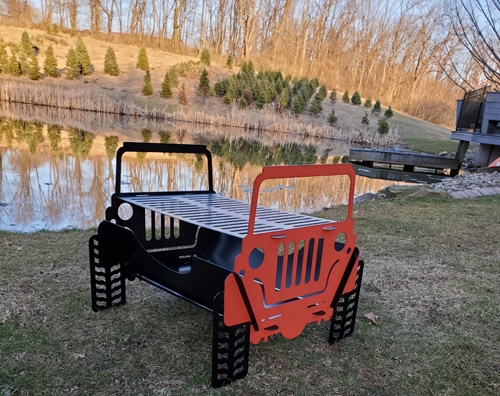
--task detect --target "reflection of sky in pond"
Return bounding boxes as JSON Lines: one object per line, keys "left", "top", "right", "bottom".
{"left": 0, "top": 117, "right": 399, "bottom": 232}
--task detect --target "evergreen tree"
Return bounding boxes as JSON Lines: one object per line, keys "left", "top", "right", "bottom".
{"left": 142, "top": 69, "right": 153, "bottom": 96}
{"left": 75, "top": 35, "right": 92, "bottom": 75}
{"left": 256, "top": 87, "right": 267, "bottom": 108}
{"left": 21, "top": 31, "right": 33, "bottom": 55}
{"left": 29, "top": 55, "right": 41, "bottom": 80}
{"left": 362, "top": 112, "right": 369, "bottom": 125}
{"left": 178, "top": 82, "right": 188, "bottom": 105}
{"left": 247, "top": 60, "right": 255, "bottom": 75}
{"left": 292, "top": 94, "right": 306, "bottom": 115}
{"left": 364, "top": 98, "right": 372, "bottom": 108}
{"left": 278, "top": 88, "right": 290, "bottom": 108}
{"left": 226, "top": 54, "right": 233, "bottom": 69}
{"left": 310, "top": 97, "right": 322, "bottom": 115}
{"left": 378, "top": 117, "right": 390, "bottom": 135}
{"left": 200, "top": 47, "right": 210, "bottom": 66}
{"left": 329, "top": 88, "right": 337, "bottom": 103}
{"left": 8, "top": 54, "right": 21, "bottom": 76}
{"left": 351, "top": 91, "right": 361, "bottom": 105}
{"left": 160, "top": 71, "right": 173, "bottom": 98}
{"left": 372, "top": 100, "right": 382, "bottom": 115}
{"left": 136, "top": 47, "right": 149, "bottom": 71}
{"left": 168, "top": 68, "right": 179, "bottom": 87}
{"left": 103, "top": 47, "right": 119, "bottom": 76}
{"left": 197, "top": 69, "right": 210, "bottom": 97}
{"left": 342, "top": 91, "right": 350, "bottom": 103}
{"left": 318, "top": 84, "right": 328, "bottom": 100}
{"left": 65, "top": 47, "right": 80, "bottom": 79}
{"left": 18, "top": 52, "right": 30, "bottom": 76}
{"left": 0, "top": 41, "right": 8, "bottom": 73}
{"left": 327, "top": 108, "right": 338, "bottom": 126}
{"left": 384, "top": 105, "right": 394, "bottom": 118}
{"left": 44, "top": 45, "right": 59, "bottom": 77}
{"left": 52, "top": 24, "right": 59, "bottom": 34}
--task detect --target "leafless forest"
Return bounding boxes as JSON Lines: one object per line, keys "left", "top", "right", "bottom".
{"left": 1, "top": 0, "right": 499, "bottom": 128}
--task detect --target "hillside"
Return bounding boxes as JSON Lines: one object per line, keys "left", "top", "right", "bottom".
{"left": 0, "top": 26, "right": 458, "bottom": 154}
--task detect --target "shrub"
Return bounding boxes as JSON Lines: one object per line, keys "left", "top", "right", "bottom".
{"left": 142, "top": 69, "right": 153, "bottom": 96}
{"left": 362, "top": 112, "right": 369, "bottom": 125}
{"left": 364, "top": 98, "right": 372, "bottom": 108}
{"left": 372, "top": 100, "right": 382, "bottom": 115}
{"left": 385, "top": 105, "right": 394, "bottom": 118}
{"left": 136, "top": 47, "right": 149, "bottom": 71}
{"left": 43, "top": 45, "right": 59, "bottom": 77}
{"left": 342, "top": 91, "right": 349, "bottom": 103}
{"left": 226, "top": 54, "right": 233, "bottom": 69}
{"left": 160, "top": 71, "right": 173, "bottom": 98}
{"left": 65, "top": 48, "right": 80, "bottom": 79}
{"left": 104, "top": 47, "right": 119, "bottom": 76}
{"left": 378, "top": 117, "right": 390, "bottom": 135}
{"left": 351, "top": 91, "right": 361, "bottom": 105}
{"left": 327, "top": 108, "right": 338, "bottom": 126}
{"left": 75, "top": 35, "right": 92, "bottom": 75}
{"left": 200, "top": 47, "right": 210, "bottom": 66}
{"left": 178, "top": 82, "right": 188, "bottom": 105}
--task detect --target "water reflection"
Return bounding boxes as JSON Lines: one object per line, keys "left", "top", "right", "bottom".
{"left": 0, "top": 110, "right": 398, "bottom": 232}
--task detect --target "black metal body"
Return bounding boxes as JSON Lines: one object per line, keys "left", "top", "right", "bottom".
{"left": 89, "top": 142, "right": 363, "bottom": 387}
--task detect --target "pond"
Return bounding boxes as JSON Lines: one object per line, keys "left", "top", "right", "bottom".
{"left": 0, "top": 105, "right": 398, "bottom": 232}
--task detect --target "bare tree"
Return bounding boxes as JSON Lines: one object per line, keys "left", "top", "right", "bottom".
{"left": 448, "top": 0, "right": 500, "bottom": 89}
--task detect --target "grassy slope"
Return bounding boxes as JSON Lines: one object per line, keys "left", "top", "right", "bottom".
{"left": 1, "top": 195, "right": 499, "bottom": 395}
{"left": 0, "top": 26, "right": 457, "bottom": 154}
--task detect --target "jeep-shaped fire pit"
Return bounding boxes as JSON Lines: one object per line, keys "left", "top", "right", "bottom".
{"left": 89, "top": 142, "right": 364, "bottom": 387}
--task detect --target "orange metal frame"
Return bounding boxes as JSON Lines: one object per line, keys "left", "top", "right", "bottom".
{"left": 223, "top": 164, "right": 359, "bottom": 344}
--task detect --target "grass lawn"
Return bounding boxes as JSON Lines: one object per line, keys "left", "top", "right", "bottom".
{"left": 1, "top": 195, "right": 499, "bottom": 395}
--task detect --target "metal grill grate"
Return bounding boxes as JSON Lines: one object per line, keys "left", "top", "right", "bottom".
{"left": 119, "top": 193, "right": 332, "bottom": 238}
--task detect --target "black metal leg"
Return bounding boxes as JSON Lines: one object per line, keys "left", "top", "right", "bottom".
{"left": 212, "top": 292, "right": 251, "bottom": 388}
{"left": 329, "top": 259, "right": 364, "bottom": 344}
{"left": 89, "top": 234, "right": 126, "bottom": 312}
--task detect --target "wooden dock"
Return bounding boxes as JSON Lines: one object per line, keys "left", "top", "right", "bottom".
{"left": 349, "top": 148, "right": 462, "bottom": 183}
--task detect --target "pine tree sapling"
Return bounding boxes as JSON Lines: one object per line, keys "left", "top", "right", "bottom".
{"left": 136, "top": 47, "right": 149, "bottom": 71}
{"left": 178, "top": 82, "right": 188, "bottom": 105}
{"left": 75, "top": 35, "right": 92, "bottom": 75}
{"left": 29, "top": 55, "right": 41, "bottom": 80}
{"left": 330, "top": 88, "right": 337, "bottom": 102}
{"left": 104, "top": 47, "right": 119, "bottom": 76}
{"left": 200, "top": 47, "right": 210, "bottom": 66}
{"left": 142, "top": 69, "right": 153, "bottom": 96}
{"left": 351, "top": 91, "right": 361, "bottom": 105}
{"left": 342, "top": 91, "right": 350, "bottom": 103}
{"left": 21, "top": 31, "right": 33, "bottom": 55}
{"left": 197, "top": 69, "right": 210, "bottom": 97}
{"left": 8, "top": 54, "right": 21, "bottom": 76}
{"left": 362, "top": 112, "right": 369, "bottom": 125}
{"left": 364, "top": 98, "right": 372, "bottom": 108}
{"left": 372, "top": 100, "right": 382, "bottom": 115}
{"left": 385, "top": 105, "right": 394, "bottom": 118}
{"left": 318, "top": 84, "right": 328, "bottom": 100}
{"left": 160, "top": 71, "right": 173, "bottom": 98}
{"left": 310, "top": 98, "right": 322, "bottom": 115}
{"left": 44, "top": 45, "right": 59, "bottom": 77}
{"left": 226, "top": 54, "right": 233, "bottom": 69}
{"left": 378, "top": 117, "right": 390, "bottom": 135}
{"left": 65, "top": 47, "right": 80, "bottom": 79}
{"left": 0, "top": 42, "right": 8, "bottom": 73}
{"left": 327, "top": 108, "right": 338, "bottom": 126}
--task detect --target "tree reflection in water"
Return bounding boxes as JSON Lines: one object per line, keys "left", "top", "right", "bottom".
{"left": 0, "top": 116, "right": 397, "bottom": 232}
